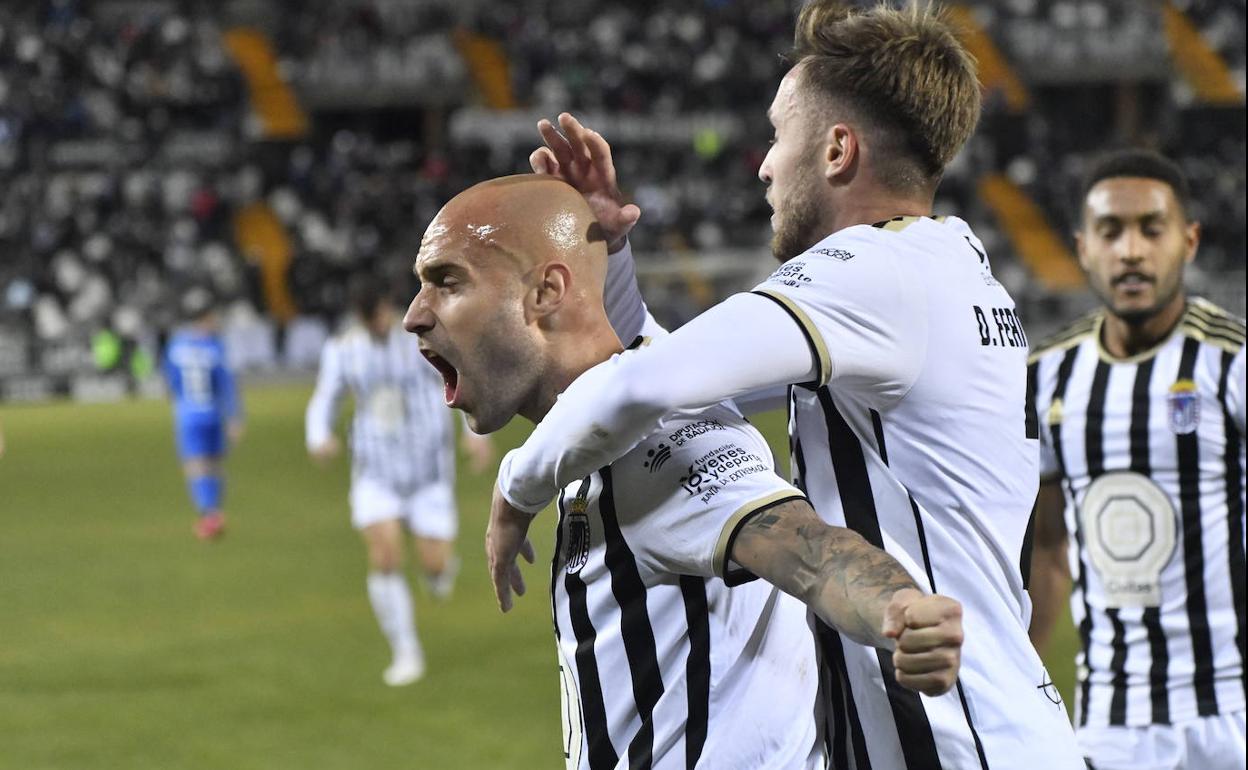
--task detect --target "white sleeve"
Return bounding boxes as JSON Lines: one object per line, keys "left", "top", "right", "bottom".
{"left": 751, "top": 238, "right": 925, "bottom": 404}
{"left": 497, "top": 292, "right": 818, "bottom": 513}
{"left": 604, "top": 240, "right": 649, "bottom": 345}
{"left": 305, "top": 341, "right": 347, "bottom": 449}
{"left": 613, "top": 406, "right": 805, "bottom": 582}
{"left": 730, "top": 386, "right": 790, "bottom": 416}
{"left": 1227, "top": 347, "right": 1246, "bottom": 434}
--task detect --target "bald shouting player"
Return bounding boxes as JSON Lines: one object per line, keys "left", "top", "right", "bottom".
{"left": 404, "top": 175, "right": 963, "bottom": 768}
{"left": 490, "top": 2, "right": 1084, "bottom": 767}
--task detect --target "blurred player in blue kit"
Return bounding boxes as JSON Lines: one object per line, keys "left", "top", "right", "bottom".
{"left": 163, "top": 289, "right": 243, "bottom": 541}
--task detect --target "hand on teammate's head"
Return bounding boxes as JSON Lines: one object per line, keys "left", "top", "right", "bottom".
{"left": 530, "top": 113, "right": 640, "bottom": 254}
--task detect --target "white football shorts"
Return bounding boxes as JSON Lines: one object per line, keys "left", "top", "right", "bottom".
{"left": 350, "top": 476, "right": 458, "bottom": 541}
{"left": 1078, "top": 711, "right": 1246, "bottom": 770}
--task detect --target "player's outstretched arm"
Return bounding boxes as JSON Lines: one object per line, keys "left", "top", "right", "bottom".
{"left": 730, "top": 499, "right": 963, "bottom": 696}
{"left": 1026, "top": 480, "right": 1070, "bottom": 653}
{"left": 496, "top": 292, "right": 817, "bottom": 513}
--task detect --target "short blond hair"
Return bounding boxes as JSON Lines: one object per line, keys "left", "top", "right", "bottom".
{"left": 791, "top": 0, "right": 980, "bottom": 189}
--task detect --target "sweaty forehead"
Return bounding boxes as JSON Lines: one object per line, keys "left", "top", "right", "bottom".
{"left": 1085, "top": 177, "right": 1179, "bottom": 220}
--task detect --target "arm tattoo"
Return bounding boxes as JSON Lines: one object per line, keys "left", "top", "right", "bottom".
{"left": 734, "top": 501, "right": 919, "bottom": 648}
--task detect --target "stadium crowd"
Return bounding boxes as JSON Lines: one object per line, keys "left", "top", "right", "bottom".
{"left": 0, "top": 0, "right": 1242, "bottom": 391}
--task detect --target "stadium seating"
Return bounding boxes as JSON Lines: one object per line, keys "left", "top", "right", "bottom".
{"left": 0, "top": 0, "right": 1242, "bottom": 399}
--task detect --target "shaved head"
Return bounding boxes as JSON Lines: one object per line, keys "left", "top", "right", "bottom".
{"left": 420, "top": 175, "right": 609, "bottom": 294}
{"left": 405, "top": 175, "right": 622, "bottom": 433}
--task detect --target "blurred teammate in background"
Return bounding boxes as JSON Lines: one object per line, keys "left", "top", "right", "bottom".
{"left": 306, "top": 274, "right": 492, "bottom": 687}
{"left": 1028, "top": 149, "right": 1245, "bottom": 768}
{"left": 163, "top": 288, "right": 243, "bottom": 541}
{"left": 407, "top": 174, "right": 964, "bottom": 769}
{"left": 489, "top": 2, "right": 1086, "bottom": 766}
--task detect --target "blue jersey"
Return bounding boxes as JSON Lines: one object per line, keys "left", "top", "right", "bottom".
{"left": 164, "top": 330, "right": 239, "bottom": 424}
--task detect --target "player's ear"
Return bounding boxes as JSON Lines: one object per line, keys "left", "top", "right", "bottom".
{"left": 1074, "top": 229, "right": 1090, "bottom": 272}
{"left": 1183, "top": 219, "right": 1200, "bottom": 265}
{"left": 529, "top": 262, "right": 572, "bottom": 319}
{"left": 824, "top": 123, "right": 856, "bottom": 182}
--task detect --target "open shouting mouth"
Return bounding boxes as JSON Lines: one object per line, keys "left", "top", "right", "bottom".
{"left": 421, "top": 348, "right": 461, "bottom": 407}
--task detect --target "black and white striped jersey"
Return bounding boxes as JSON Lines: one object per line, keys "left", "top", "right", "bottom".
{"left": 753, "top": 216, "right": 1083, "bottom": 769}
{"left": 550, "top": 402, "right": 824, "bottom": 770}
{"left": 305, "top": 323, "right": 453, "bottom": 492}
{"left": 1029, "top": 298, "right": 1246, "bottom": 729}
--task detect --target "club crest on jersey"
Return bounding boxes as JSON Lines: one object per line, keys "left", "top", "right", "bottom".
{"left": 1167, "top": 379, "right": 1200, "bottom": 435}
{"left": 564, "top": 479, "right": 592, "bottom": 575}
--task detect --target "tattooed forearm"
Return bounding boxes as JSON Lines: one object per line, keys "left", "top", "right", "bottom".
{"left": 803, "top": 527, "right": 920, "bottom": 646}
{"left": 731, "top": 499, "right": 920, "bottom": 648}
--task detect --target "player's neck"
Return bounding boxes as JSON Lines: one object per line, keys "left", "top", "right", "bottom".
{"left": 828, "top": 188, "right": 932, "bottom": 234}
{"left": 525, "top": 320, "right": 624, "bottom": 422}
{"left": 1101, "top": 294, "right": 1187, "bottom": 358}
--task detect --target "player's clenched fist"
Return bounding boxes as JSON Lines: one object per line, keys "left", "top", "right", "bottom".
{"left": 881, "top": 589, "right": 963, "bottom": 696}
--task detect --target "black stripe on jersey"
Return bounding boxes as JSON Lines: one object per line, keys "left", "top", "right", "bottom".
{"left": 598, "top": 467, "right": 664, "bottom": 769}
{"left": 817, "top": 389, "right": 942, "bottom": 768}
{"left": 1045, "top": 346, "right": 1097, "bottom": 725}
{"left": 1105, "top": 609, "right": 1130, "bottom": 724}
{"left": 1023, "top": 362, "right": 1042, "bottom": 588}
{"left": 870, "top": 409, "right": 889, "bottom": 465}
{"left": 564, "top": 564, "right": 618, "bottom": 767}
{"left": 817, "top": 620, "right": 874, "bottom": 769}
{"left": 1130, "top": 358, "right": 1172, "bottom": 724}
{"left": 1218, "top": 351, "right": 1247, "bottom": 703}
{"left": 1176, "top": 337, "right": 1219, "bottom": 716}
{"left": 871, "top": 407, "right": 990, "bottom": 768}
{"left": 790, "top": 387, "right": 810, "bottom": 493}
{"left": 1084, "top": 360, "right": 1135, "bottom": 726}
{"left": 1026, "top": 361, "right": 1040, "bottom": 440}
{"left": 554, "top": 494, "right": 585, "bottom": 761}
{"left": 679, "top": 576, "right": 711, "bottom": 769}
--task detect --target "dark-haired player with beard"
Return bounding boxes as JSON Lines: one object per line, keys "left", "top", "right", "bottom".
{"left": 486, "top": 1, "right": 1084, "bottom": 766}
{"left": 1029, "top": 149, "right": 1245, "bottom": 769}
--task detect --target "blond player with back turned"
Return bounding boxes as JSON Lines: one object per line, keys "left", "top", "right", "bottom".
{"left": 488, "top": 2, "right": 1084, "bottom": 767}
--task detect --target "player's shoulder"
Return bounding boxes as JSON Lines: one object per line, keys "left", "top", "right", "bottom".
{"left": 1028, "top": 309, "right": 1101, "bottom": 365}
{"left": 1179, "top": 298, "right": 1245, "bottom": 354}
{"left": 611, "top": 403, "right": 775, "bottom": 510}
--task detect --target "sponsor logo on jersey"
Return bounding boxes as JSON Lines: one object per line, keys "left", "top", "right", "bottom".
{"left": 1167, "top": 379, "right": 1200, "bottom": 434}
{"left": 667, "top": 419, "right": 725, "bottom": 447}
{"left": 678, "top": 442, "right": 769, "bottom": 503}
{"left": 766, "top": 261, "right": 813, "bottom": 289}
{"left": 643, "top": 442, "right": 672, "bottom": 473}
{"left": 1079, "top": 471, "right": 1177, "bottom": 607}
{"left": 813, "top": 247, "right": 855, "bottom": 261}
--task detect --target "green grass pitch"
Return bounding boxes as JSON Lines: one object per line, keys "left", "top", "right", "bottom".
{"left": 0, "top": 383, "right": 1079, "bottom": 769}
